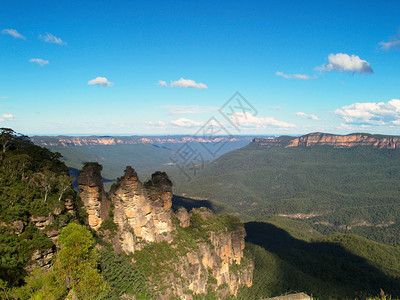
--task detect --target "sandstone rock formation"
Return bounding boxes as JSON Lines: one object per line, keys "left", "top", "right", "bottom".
{"left": 175, "top": 207, "right": 190, "bottom": 228}
{"left": 81, "top": 163, "right": 253, "bottom": 298}
{"left": 78, "top": 162, "right": 110, "bottom": 230}
{"left": 252, "top": 132, "right": 400, "bottom": 149}
{"left": 111, "top": 166, "right": 174, "bottom": 253}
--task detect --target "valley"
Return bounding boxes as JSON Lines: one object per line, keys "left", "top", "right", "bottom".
{"left": 2, "top": 129, "right": 400, "bottom": 299}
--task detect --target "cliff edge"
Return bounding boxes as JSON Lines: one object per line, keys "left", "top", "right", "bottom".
{"left": 252, "top": 132, "right": 400, "bottom": 149}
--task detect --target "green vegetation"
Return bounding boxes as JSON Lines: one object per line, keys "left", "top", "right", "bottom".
{"left": 3, "top": 129, "right": 400, "bottom": 299}
{"left": 7, "top": 223, "right": 108, "bottom": 299}
{"left": 39, "top": 139, "right": 250, "bottom": 191}
{"left": 178, "top": 144, "right": 400, "bottom": 244}
{"left": 238, "top": 220, "right": 400, "bottom": 299}
{"left": 99, "top": 248, "right": 152, "bottom": 299}
{"left": 0, "top": 128, "right": 77, "bottom": 286}
{"left": 132, "top": 210, "right": 245, "bottom": 295}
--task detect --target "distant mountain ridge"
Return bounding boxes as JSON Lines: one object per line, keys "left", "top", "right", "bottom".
{"left": 252, "top": 132, "right": 400, "bottom": 149}
{"left": 31, "top": 135, "right": 257, "bottom": 147}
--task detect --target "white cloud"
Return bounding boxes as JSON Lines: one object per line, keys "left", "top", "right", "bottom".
{"left": 295, "top": 112, "right": 320, "bottom": 120}
{"left": 170, "top": 78, "right": 207, "bottom": 89}
{"left": 276, "top": 71, "right": 316, "bottom": 80}
{"left": 335, "top": 99, "right": 400, "bottom": 126}
{"left": 380, "top": 31, "right": 400, "bottom": 50}
{"left": 230, "top": 113, "right": 296, "bottom": 129}
{"left": 158, "top": 80, "right": 167, "bottom": 87}
{"left": 147, "top": 121, "right": 166, "bottom": 128}
{"left": 380, "top": 40, "right": 400, "bottom": 50}
{"left": 170, "top": 118, "right": 203, "bottom": 127}
{"left": 29, "top": 58, "right": 49, "bottom": 66}
{"left": 316, "top": 53, "right": 373, "bottom": 74}
{"left": 336, "top": 123, "right": 352, "bottom": 130}
{"left": 2, "top": 29, "right": 26, "bottom": 39}
{"left": 39, "top": 33, "right": 66, "bottom": 45}
{"left": 0, "top": 113, "right": 15, "bottom": 122}
{"left": 1, "top": 97, "right": 8, "bottom": 100}
{"left": 158, "top": 105, "right": 218, "bottom": 115}
{"left": 88, "top": 77, "right": 113, "bottom": 87}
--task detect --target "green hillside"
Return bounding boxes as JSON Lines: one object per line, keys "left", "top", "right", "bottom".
{"left": 176, "top": 143, "right": 400, "bottom": 244}
{"left": 45, "top": 140, "right": 251, "bottom": 191}
{"left": 239, "top": 220, "right": 400, "bottom": 299}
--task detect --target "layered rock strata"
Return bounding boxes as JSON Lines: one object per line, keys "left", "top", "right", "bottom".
{"left": 111, "top": 167, "right": 174, "bottom": 253}
{"left": 79, "top": 164, "right": 253, "bottom": 298}
{"left": 78, "top": 162, "right": 110, "bottom": 230}
{"left": 253, "top": 132, "right": 400, "bottom": 149}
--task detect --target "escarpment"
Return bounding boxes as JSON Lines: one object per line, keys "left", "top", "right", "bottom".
{"left": 253, "top": 132, "right": 400, "bottom": 149}
{"left": 80, "top": 164, "right": 253, "bottom": 298}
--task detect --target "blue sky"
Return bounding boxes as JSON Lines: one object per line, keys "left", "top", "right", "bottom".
{"left": 1, "top": 0, "right": 400, "bottom": 135}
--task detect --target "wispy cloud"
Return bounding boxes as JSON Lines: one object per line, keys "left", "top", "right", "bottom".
{"left": 88, "top": 77, "right": 113, "bottom": 87}
{"left": 230, "top": 113, "right": 296, "bottom": 129}
{"left": 170, "top": 78, "right": 207, "bottom": 89}
{"left": 380, "top": 31, "right": 400, "bottom": 50}
{"left": 295, "top": 112, "right": 320, "bottom": 120}
{"left": 1, "top": 97, "right": 8, "bottom": 100}
{"left": 2, "top": 29, "right": 26, "bottom": 39}
{"left": 0, "top": 113, "right": 15, "bottom": 122}
{"left": 335, "top": 99, "right": 400, "bottom": 126}
{"left": 316, "top": 53, "right": 373, "bottom": 74}
{"left": 158, "top": 80, "right": 167, "bottom": 87}
{"left": 147, "top": 121, "right": 166, "bottom": 128}
{"left": 29, "top": 58, "right": 49, "bottom": 66}
{"left": 158, "top": 105, "right": 218, "bottom": 115}
{"left": 276, "top": 71, "right": 316, "bottom": 80}
{"left": 39, "top": 32, "right": 66, "bottom": 45}
{"left": 170, "top": 118, "right": 203, "bottom": 127}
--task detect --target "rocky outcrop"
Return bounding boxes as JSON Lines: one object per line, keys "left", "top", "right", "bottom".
{"left": 78, "top": 162, "right": 110, "bottom": 230}
{"left": 111, "top": 167, "right": 174, "bottom": 253}
{"left": 30, "top": 214, "right": 54, "bottom": 230}
{"left": 171, "top": 208, "right": 253, "bottom": 298}
{"left": 25, "top": 248, "right": 55, "bottom": 273}
{"left": 79, "top": 163, "right": 254, "bottom": 298}
{"left": 175, "top": 207, "right": 190, "bottom": 228}
{"left": 252, "top": 132, "right": 400, "bottom": 149}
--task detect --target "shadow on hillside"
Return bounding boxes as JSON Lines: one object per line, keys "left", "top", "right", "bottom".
{"left": 245, "top": 221, "right": 400, "bottom": 298}
{"left": 171, "top": 195, "right": 216, "bottom": 212}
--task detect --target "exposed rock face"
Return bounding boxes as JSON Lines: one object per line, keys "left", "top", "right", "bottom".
{"left": 171, "top": 208, "right": 253, "bottom": 298}
{"left": 64, "top": 197, "right": 76, "bottom": 217}
{"left": 253, "top": 132, "right": 400, "bottom": 149}
{"left": 169, "top": 238, "right": 253, "bottom": 298}
{"left": 25, "top": 248, "right": 55, "bottom": 273}
{"left": 31, "top": 136, "right": 242, "bottom": 147}
{"left": 78, "top": 163, "right": 253, "bottom": 298}
{"left": 111, "top": 167, "right": 174, "bottom": 253}
{"left": 30, "top": 214, "right": 54, "bottom": 230}
{"left": 78, "top": 162, "right": 110, "bottom": 230}
{"left": 175, "top": 207, "right": 190, "bottom": 228}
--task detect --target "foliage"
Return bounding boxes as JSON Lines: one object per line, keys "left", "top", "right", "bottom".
{"left": 132, "top": 211, "right": 245, "bottom": 296}
{"left": 0, "top": 129, "right": 77, "bottom": 286}
{"left": 178, "top": 144, "right": 400, "bottom": 244}
{"left": 98, "top": 248, "right": 152, "bottom": 299}
{"left": 9, "top": 223, "right": 109, "bottom": 300}
{"left": 55, "top": 222, "right": 108, "bottom": 299}
{"left": 238, "top": 220, "right": 400, "bottom": 299}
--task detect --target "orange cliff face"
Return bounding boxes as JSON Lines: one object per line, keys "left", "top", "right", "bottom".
{"left": 30, "top": 136, "right": 241, "bottom": 147}
{"left": 253, "top": 132, "right": 400, "bottom": 149}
